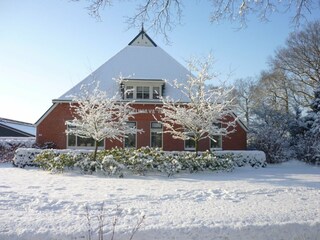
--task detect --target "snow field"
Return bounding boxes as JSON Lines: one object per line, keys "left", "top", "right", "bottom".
{"left": 0, "top": 161, "right": 319, "bottom": 240}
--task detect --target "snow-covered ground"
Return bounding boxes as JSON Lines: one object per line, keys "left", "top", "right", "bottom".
{"left": 0, "top": 160, "right": 319, "bottom": 240}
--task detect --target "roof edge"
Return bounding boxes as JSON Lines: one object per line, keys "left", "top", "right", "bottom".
{"left": 35, "top": 103, "right": 59, "bottom": 126}
{"left": 231, "top": 112, "right": 248, "bottom": 132}
{"left": 0, "top": 123, "right": 35, "bottom": 137}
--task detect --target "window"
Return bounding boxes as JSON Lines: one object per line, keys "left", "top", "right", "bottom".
{"left": 210, "top": 122, "right": 222, "bottom": 149}
{"left": 125, "top": 86, "right": 134, "bottom": 99}
{"left": 67, "top": 126, "right": 104, "bottom": 148}
{"left": 137, "top": 86, "right": 150, "bottom": 99}
{"left": 184, "top": 129, "right": 195, "bottom": 150}
{"left": 151, "top": 122, "right": 162, "bottom": 148}
{"left": 153, "top": 86, "right": 160, "bottom": 99}
{"left": 77, "top": 137, "right": 95, "bottom": 147}
{"left": 67, "top": 133, "right": 76, "bottom": 147}
{"left": 124, "top": 122, "right": 136, "bottom": 148}
{"left": 121, "top": 80, "right": 164, "bottom": 100}
{"left": 211, "top": 135, "right": 222, "bottom": 149}
{"left": 185, "top": 138, "right": 195, "bottom": 150}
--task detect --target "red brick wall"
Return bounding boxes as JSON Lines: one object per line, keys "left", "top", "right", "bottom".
{"left": 222, "top": 115, "right": 247, "bottom": 150}
{"left": 36, "top": 103, "right": 247, "bottom": 150}
{"left": 36, "top": 103, "right": 73, "bottom": 149}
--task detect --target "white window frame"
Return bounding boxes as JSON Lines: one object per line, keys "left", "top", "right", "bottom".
{"left": 150, "top": 122, "right": 163, "bottom": 148}
{"left": 184, "top": 128, "right": 196, "bottom": 150}
{"left": 137, "top": 86, "right": 150, "bottom": 99}
{"left": 125, "top": 86, "right": 134, "bottom": 99}
{"left": 184, "top": 138, "right": 196, "bottom": 150}
{"left": 152, "top": 86, "right": 161, "bottom": 99}
{"left": 210, "top": 122, "right": 223, "bottom": 150}
{"left": 124, "top": 121, "right": 137, "bottom": 148}
{"left": 210, "top": 135, "right": 223, "bottom": 150}
{"left": 66, "top": 125, "right": 104, "bottom": 149}
{"left": 122, "top": 80, "right": 164, "bottom": 101}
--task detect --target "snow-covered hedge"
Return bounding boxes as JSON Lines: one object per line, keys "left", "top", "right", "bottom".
{"left": 14, "top": 147, "right": 234, "bottom": 176}
{"left": 0, "top": 137, "right": 35, "bottom": 163}
{"left": 13, "top": 147, "right": 266, "bottom": 176}
{"left": 215, "top": 150, "right": 267, "bottom": 168}
{"left": 13, "top": 148, "right": 42, "bottom": 167}
{"left": 13, "top": 148, "right": 93, "bottom": 168}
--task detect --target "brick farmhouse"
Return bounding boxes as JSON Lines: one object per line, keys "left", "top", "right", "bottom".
{"left": 36, "top": 29, "right": 247, "bottom": 151}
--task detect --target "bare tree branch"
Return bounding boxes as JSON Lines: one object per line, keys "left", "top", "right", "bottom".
{"left": 271, "top": 20, "right": 320, "bottom": 106}
{"left": 75, "top": 0, "right": 319, "bottom": 40}
{"left": 125, "top": 0, "right": 183, "bottom": 42}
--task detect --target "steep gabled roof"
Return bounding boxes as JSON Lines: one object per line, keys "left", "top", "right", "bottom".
{"left": 45, "top": 30, "right": 248, "bottom": 133}
{"left": 55, "top": 32, "right": 191, "bottom": 102}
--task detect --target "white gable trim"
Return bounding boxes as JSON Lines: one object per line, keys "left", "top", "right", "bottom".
{"left": 128, "top": 29, "right": 157, "bottom": 47}
{"left": 35, "top": 103, "right": 58, "bottom": 127}
{"left": 231, "top": 112, "right": 248, "bottom": 132}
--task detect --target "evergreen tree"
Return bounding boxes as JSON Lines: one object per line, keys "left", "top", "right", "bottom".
{"left": 293, "top": 87, "right": 320, "bottom": 164}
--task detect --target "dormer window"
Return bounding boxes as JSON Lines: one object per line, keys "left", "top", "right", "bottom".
{"left": 125, "top": 86, "right": 134, "bottom": 99}
{"left": 122, "top": 79, "right": 165, "bottom": 101}
{"left": 153, "top": 86, "right": 160, "bottom": 99}
{"left": 137, "top": 86, "right": 150, "bottom": 99}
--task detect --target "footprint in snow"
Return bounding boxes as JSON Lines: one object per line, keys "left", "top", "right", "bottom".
{"left": 27, "top": 186, "right": 41, "bottom": 189}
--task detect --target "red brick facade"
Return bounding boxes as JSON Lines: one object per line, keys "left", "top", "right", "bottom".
{"left": 36, "top": 102, "right": 247, "bottom": 151}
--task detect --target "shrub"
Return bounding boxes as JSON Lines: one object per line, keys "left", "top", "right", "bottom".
{"left": 34, "top": 151, "right": 78, "bottom": 173}
{"left": 124, "top": 148, "right": 154, "bottom": 175}
{"left": 13, "top": 147, "right": 265, "bottom": 176}
{"left": 74, "top": 155, "right": 97, "bottom": 174}
{"left": 215, "top": 150, "right": 267, "bottom": 168}
{"left": 0, "top": 137, "right": 35, "bottom": 163}
{"left": 98, "top": 155, "right": 125, "bottom": 177}
{"left": 13, "top": 148, "right": 41, "bottom": 168}
{"left": 33, "top": 149, "right": 56, "bottom": 170}
{"left": 156, "top": 155, "right": 182, "bottom": 177}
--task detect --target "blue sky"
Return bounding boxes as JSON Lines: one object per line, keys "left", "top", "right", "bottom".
{"left": 0, "top": 0, "right": 319, "bottom": 123}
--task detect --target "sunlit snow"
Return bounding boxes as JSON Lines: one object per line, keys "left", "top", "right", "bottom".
{"left": 0, "top": 161, "right": 319, "bottom": 239}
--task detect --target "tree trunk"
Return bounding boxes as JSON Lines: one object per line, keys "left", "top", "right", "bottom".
{"left": 195, "top": 139, "right": 199, "bottom": 156}
{"left": 93, "top": 140, "right": 99, "bottom": 161}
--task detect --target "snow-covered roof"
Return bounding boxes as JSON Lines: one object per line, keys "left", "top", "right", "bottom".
{"left": 0, "top": 118, "right": 36, "bottom": 136}
{"left": 55, "top": 31, "right": 191, "bottom": 102}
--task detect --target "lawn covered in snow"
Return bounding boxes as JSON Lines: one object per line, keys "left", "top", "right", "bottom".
{"left": 0, "top": 160, "right": 319, "bottom": 240}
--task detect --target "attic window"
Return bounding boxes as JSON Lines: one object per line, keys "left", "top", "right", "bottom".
{"left": 153, "top": 87, "right": 160, "bottom": 99}
{"left": 137, "top": 86, "right": 150, "bottom": 99}
{"left": 126, "top": 86, "right": 134, "bottom": 99}
{"left": 122, "top": 79, "right": 165, "bottom": 101}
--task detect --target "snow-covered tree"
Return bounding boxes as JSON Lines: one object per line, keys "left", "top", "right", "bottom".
{"left": 157, "top": 56, "right": 237, "bottom": 154}
{"left": 232, "top": 77, "right": 259, "bottom": 128}
{"left": 292, "top": 87, "right": 320, "bottom": 164}
{"left": 249, "top": 106, "right": 294, "bottom": 163}
{"left": 66, "top": 82, "right": 140, "bottom": 160}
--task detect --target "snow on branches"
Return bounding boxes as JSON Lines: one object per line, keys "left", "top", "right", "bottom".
{"left": 157, "top": 56, "right": 237, "bottom": 153}
{"left": 66, "top": 81, "right": 141, "bottom": 159}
